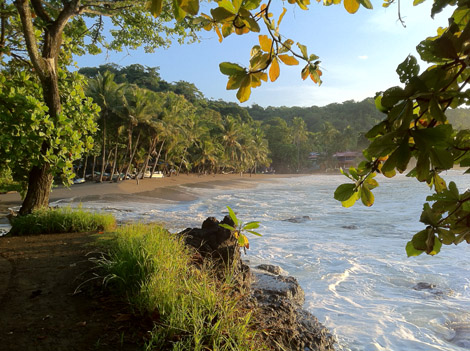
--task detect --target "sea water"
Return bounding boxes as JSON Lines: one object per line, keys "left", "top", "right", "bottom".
{"left": 52, "top": 171, "right": 470, "bottom": 351}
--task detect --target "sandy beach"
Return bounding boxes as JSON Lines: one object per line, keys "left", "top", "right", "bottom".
{"left": 0, "top": 173, "right": 295, "bottom": 213}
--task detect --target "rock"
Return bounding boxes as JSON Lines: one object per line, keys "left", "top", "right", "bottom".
{"left": 251, "top": 266, "right": 335, "bottom": 351}
{"left": 255, "top": 263, "right": 287, "bottom": 276}
{"left": 179, "top": 216, "right": 250, "bottom": 290}
{"left": 180, "top": 217, "right": 336, "bottom": 351}
{"left": 179, "top": 216, "right": 239, "bottom": 265}
{"left": 341, "top": 225, "right": 358, "bottom": 230}
{"left": 413, "top": 282, "right": 436, "bottom": 291}
{"left": 283, "top": 216, "right": 311, "bottom": 223}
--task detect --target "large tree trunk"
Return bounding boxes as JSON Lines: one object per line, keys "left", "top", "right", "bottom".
{"left": 19, "top": 163, "right": 53, "bottom": 215}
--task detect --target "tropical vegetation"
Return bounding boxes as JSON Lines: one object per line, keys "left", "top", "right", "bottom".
{"left": 96, "top": 223, "right": 262, "bottom": 350}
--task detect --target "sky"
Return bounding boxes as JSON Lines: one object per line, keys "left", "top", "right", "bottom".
{"left": 74, "top": 1, "right": 454, "bottom": 108}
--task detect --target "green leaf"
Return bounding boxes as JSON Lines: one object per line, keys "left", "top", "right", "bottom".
{"left": 334, "top": 183, "right": 356, "bottom": 201}
{"left": 429, "top": 97, "right": 446, "bottom": 123}
{"left": 219, "top": 62, "right": 246, "bottom": 76}
{"left": 396, "top": 55, "right": 420, "bottom": 84}
{"left": 297, "top": 43, "right": 308, "bottom": 59}
{"left": 359, "top": 0, "right": 373, "bottom": 9}
{"left": 411, "top": 229, "right": 429, "bottom": 251}
{"left": 226, "top": 206, "right": 238, "bottom": 226}
{"left": 383, "top": 139, "right": 411, "bottom": 173}
{"left": 406, "top": 240, "right": 424, "bottom": 257}
{"left": 420, "top": 203, "right": 440, "bottom": 226}
{"left": 246, "top": 230, "right": 262, "bottom": 236}
{"left": 381, "top": 86, "right": 407, "bottom": 108}
{"left": 243, "top": 221, "right": 260, "bottom": 230}
{"left": 150, "top": 0, "right": 163, "bottom": 17}
{"left": 411, "top": 125, "right": 452, "bottom": 151}
{"left": 416, "top": 151, "right": 431, "bottom": 182}
{"left": 219, "top": 223, "right": 235, "bottom": 231}
{"left": 172, "top": 0, "right": 186, "bottom": 20}
{"left": 211, "top": 6, "right": 235, "bottom": 20}
{"left": 429, "top": 236, "right": 442, "bottom": 255}
{"left": 437, "top": 228, "right": 455, "bottom": 245}
{"left": 430, "top": 148, "right": 454, "bottom": 170}
{"left": 243, "top": 0, "right": 262, "bottom": 10}
{"left": 367, "top": 132, "right": 398, "bottom": 157}
{"left": 360, "top": 184, "right": 374, "bottom": 207}
{"left": 177, "top": 0, "right": 199, "bottom": 15}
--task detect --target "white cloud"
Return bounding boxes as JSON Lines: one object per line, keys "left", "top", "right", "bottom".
{"left": 358, "top": 55, "right": 368, "bottom": 60}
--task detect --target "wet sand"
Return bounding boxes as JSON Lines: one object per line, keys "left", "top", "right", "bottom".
{"left": 0, "top": 173, "right": 296, "bottom": 213}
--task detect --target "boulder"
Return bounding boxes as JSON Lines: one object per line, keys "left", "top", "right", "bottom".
{"left": 179, "top": 217, "right": 336, "bottom": 351}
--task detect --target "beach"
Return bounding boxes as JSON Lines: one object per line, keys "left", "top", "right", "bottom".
{"left": 0, "top": 173, "right": 293, "bottom": 213}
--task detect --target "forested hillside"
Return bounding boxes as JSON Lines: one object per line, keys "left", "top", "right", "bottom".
{"left": 75, "top": 64, "right": 468, "bottom": 174}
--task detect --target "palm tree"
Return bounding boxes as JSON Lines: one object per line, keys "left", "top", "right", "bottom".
{"left": 86, "top": 71, "right": 123, "bottom": 182}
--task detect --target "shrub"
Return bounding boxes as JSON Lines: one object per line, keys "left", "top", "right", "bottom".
{"left": 9, "top": 207, "right": 116, "bottom": 235}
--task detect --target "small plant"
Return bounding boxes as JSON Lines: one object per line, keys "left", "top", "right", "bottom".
{"left": 219, "top": 206, "right": 262, "bottom": 251}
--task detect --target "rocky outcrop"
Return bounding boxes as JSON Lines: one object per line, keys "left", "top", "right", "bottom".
{"left": 179, "top": 217, "right": 335, "bottom": 351}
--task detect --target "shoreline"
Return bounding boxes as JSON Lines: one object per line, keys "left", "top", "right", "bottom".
{"left": 0, "top": 173, "right": 301, "bottom": 213}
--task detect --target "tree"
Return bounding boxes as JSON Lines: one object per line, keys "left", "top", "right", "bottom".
{"left": 1, "top": 0, "right": 196, "bottom": 213}
{"left": 333, "top": 1, "right": 470, "bottom": 255}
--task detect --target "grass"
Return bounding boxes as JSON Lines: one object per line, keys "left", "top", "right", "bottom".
{"left": 96, "top": 223, "right": 262, "bottom": 351}
{"left": 9, "top": 206, "right": 116, "bottom": 236}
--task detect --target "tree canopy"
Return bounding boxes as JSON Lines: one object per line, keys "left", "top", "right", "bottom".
{"left": 332, "top": 1, "right": 470, "bottom": 256}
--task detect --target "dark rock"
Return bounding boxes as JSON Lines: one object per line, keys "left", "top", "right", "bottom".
{"left": 283, "top": 216, "right": 311, "bottom": 223}
{"left": 179, "top": 216, "right": 239, "bottom": 264}
{"left": 341, "top": 225, "right": 358, "bottom": 230}
{"left": 180, "top": 217, "right": 336, "bottom": 351}
{"left": 255, "top": 263, "right": 287, "bottom": 276}
{"left": 413, "top": 282, "right": 436, "bottom": 291}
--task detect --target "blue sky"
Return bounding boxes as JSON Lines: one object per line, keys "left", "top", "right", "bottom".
{"left": 74, "top": 1, "right": 453, "bottom": 107}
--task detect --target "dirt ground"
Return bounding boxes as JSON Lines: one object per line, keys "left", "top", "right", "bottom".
{"left": 0, "top": 232, "right": 146, "bottom": 351}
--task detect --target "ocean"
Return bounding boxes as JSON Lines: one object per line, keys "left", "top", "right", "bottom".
{"left": 52, "top": 171, "right": 470, "bottom": 351}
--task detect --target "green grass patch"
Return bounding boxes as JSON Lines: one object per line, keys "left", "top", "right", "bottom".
{"left": 9, "top": 207, "right": 116, "bottom": 236}
{"left": 96, "top": 223, "right": 261, "bottom": 351}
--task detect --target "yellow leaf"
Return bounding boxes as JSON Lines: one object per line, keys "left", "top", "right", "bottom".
{"left": 344, "top": 0, "right": 360, "bottom": 13}
{"left": 278, "top": 54, "right": 299, "bottom": 66}
{"left": 237, "top": 75, "right": 252, "bottom": 102}
{"left": 277, "top": 7, "right": 287, "bottom": 27}
{"left": 235, "top": 26, "right": 250, "bottom": 35}
{"left": 341, "top": 190, "right": 360, "bottom": 208}
{"left": 222, "top": 23, "right": 233, "bottom": 37}
{"left": 215, "top": 26, "right": 223, "bottom": 43}
{"left": 301, "top": 65, "right": 309, "bottom": 80}
{"left": 226, "top": 74, "right": 245, "bottom": 90}
{"left": 269, "top": 57, "right": 280, "bottom": 82}
{"left": 259, "top": 35, "right": 272, "bottom": 52}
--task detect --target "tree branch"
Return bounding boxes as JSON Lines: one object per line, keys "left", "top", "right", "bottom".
{"left": 30, "top": 0, "right": 51, "bottom": 22}
{"left": 14, "top": 0, "right": 45, "bottom": 76}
